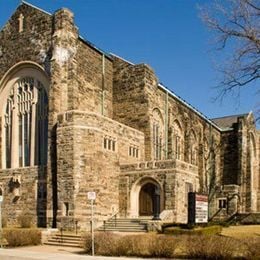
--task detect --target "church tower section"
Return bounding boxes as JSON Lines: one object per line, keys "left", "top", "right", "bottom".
{"left": 0, "top": 3, "right": 52, "bottom": 226}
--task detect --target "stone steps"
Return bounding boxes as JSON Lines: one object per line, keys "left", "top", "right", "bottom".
{"left": 98, "top": 218, "right": 149, "bottom": 232}
{"left": 235, "top": 213, "right": 260, "bottom": 224}
{"left": 44, "top": 233, "right": 83, "bottom": 248}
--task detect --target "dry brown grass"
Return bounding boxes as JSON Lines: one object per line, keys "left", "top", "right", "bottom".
{"left": 3, "top": 228, "right": 41, "bottom": 247}
{"left": 82, "top": 227, "right": 260, "bottom": 259}
{"left": 221, "top": 225, "right": 260, "bottom": 238}
{"left": 83, "top": 232, "right": 179, "bottom": 258}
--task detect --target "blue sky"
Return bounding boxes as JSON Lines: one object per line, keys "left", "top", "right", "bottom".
{"left": 0, "top": 0, "right": 259, "bottom": 124}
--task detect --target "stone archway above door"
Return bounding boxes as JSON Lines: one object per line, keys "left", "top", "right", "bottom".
{"left": 129, "top": 176, "right": 163, "bottom": 218}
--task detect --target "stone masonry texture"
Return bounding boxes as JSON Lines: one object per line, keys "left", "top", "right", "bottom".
{"left": 0, "top": 2, "right": 259, "bottom": 229}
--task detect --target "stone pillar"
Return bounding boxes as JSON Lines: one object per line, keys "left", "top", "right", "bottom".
{"left": 152, "top": 186, "right": 161, "bottom": 220}
{"left": 47, "top": 7, "right": 78, "bottom": 228}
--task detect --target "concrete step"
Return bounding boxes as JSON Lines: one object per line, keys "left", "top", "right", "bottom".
{"left": 44, "top": 241, "right": 82, "bottom": 248}
{"left": 98, "top": 218, "right": 148, "bottom": 232}
{"left": 44, "top": 233, "right": 83, "bottom": 248}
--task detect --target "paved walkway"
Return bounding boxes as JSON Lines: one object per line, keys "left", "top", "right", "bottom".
{"left": 0, "top": 245, "right": 143, "bottom": 260}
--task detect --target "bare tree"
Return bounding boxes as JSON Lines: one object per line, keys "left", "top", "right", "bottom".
{"left": 200, "top": 0, "right": 260, "bottom": 101}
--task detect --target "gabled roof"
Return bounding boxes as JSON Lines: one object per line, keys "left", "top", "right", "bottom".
{"left": 212, "top": 113, "right": 249, "bottom": 129}
{"left": 158, "top": 83, "right": 223, "bottom": 131}
{"left": 21, "top": 0, "right": 52, "bottom": 16}
{"left": 19, "top": 1, "right": 111, "bottom": 59}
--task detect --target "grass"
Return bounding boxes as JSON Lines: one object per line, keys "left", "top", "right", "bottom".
{"left": 221, "top": 225, "right": 260, "bottom": 238}
{"left": 163, "top": 225, "right": 222, "bottom": 235}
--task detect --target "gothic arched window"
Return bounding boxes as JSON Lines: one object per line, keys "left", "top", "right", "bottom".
{"left": 3, "top": 76, "right": 48, "bottom": 168}
{"left": 152, "top": 108, "right": 164, "bottom": 160}
{"left": 172, "top": 120, "right": 183, "bottom": 160}
{"left": 189, "top": 130, "right": 198, "bottom": 165}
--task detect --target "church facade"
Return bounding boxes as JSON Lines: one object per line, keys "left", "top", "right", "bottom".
{"left": 0, "top": 2, "right": 259, "bottom": 229}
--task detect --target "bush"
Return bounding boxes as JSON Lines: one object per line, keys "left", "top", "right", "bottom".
{"left": 83, "top": 232, "right": 121, "bottom": 256}
{"left": 3, "top": 228, "right": 41, "bottom": 247}
{"left": 83, "top": 232, "right": 178, "bottom": 258}
{"left": 83, "top": 232, "right": 260, "bottom": 258}
{"left": 185, "top": 235, "right": 240, "bottom": 259}
{"left": 118, "top": 234, "right": 152, "bottom": 257}
{"left": 242, "top": 237, "right": 260, "bottom": 259}
{"left": 18, "top": 211, "right": 34, "bottom": 228}
{"left": 148, "top": 234, "right": 178, "bottom": 258}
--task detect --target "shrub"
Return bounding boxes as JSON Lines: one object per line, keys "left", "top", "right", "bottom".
{"left": 3, "top": 228, "right": 41, "bottom": 247}
{"left": 148, "top": 234, "right": 178, "bottom": 258}
{"left": 118, "top": 234, "right": 152, "bottom": 257}
{"left": 94, "top": 232, "right": 121, "bottom": 256}
{"left": 17, "top": 211, "right": 34, "bottom": 228}
{"left": 83, "top": 232, "right": 121, "bottom": 256}
{"left": 82, "top": 231, "right": 260, "bottom": 259}
{"left": 83, "top": 232, "right": 178, "bottom": 258}
{"left": 242, "top": 237, "right": 260, "bottom": 259}
{"left": 185, "top": 235, "right": 239, "bottom": 259}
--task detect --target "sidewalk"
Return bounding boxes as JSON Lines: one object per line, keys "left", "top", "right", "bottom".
{"left": 0, "top": 245, "right": 143, "bottom": 260}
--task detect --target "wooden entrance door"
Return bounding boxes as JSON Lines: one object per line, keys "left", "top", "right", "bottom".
{"left": 139, "top": 183, "right": 155, "bottom": 216}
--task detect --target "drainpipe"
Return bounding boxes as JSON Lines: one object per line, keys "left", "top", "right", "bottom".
{"left": 165, "top": 91, "right": 169, "bottom": 159}
{"left": 101, "top": 54, "right": 105, "bottom": 116}
{"left": 208, "top": 124, "right": 213, "bottom": 220}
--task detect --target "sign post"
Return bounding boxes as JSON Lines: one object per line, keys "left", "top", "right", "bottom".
{"left": 188, "top": 192, "right": 208, "bottom": 225}
{"left": 87, "top": 191, "right": 96, "bottom": 256}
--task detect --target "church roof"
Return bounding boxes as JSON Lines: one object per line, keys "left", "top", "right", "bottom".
{"left": 21, "top": 0, "right": 52, "bottom": 16}
{"left": 158, "top": 83, "right": 223, "bottom": 131}
{"left": 6, "top": 2, "right": 253, "bottom": 133}
{"left": 211, "top": 113, "right": 249, "bottom": 129}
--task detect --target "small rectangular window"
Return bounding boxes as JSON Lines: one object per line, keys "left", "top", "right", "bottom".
{"left": 103, "top": 136, "right": 116, "bottom": 152}
{"left": 129, "top": 145, "right": 139, "bottom": 158}
{"left": 218, "top": 199, "right": 227, "bottom": 209}
{"left": 112, "top": 140, "right": 115, "bottom": 151}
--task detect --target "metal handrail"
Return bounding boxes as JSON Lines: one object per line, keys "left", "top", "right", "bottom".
{"left": 103, "top": 211, "right": 119, "bottom": 231}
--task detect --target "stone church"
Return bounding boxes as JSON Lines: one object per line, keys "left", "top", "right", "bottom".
{"left": 0, "top": 1, "right": 259, "bottom": 229}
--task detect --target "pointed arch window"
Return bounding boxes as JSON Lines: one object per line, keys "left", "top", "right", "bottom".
{"left": 189, "top": 130, "right": 198, "bottom": 165}
{"left": 3, "top": 77, "right": 48, "bottom": 168}
{"left": 152, "top": 109, "right": 164, "bottom": 160}
{"left": 172, "top": 121, "right": 183, "bottom": 160}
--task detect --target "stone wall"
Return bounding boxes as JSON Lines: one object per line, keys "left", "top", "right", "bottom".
{"left": 0, "top": 2, "right": 259, "bottom": 228}
{"left": 0, "top": 166, "right": 47, "bottom": 227}
{"left": 76, "top": 40, "right": 113, "bottom": 117}
{"left": 112, "top": 56, "right": 222, "bottom": 194}
{"left": 120, "top": 159, "right": 199, "bottom": 223}
{"left": 56, "top": 110, "right": 144, "bottom": 229}
{"left": 0, "top": 4, "right": 52, "bottom": 80}
{"left": 113, "top": 56, "right": 155, "bottom": 160}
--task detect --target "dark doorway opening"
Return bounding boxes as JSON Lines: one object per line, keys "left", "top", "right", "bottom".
{"left": 139, "top": 183, "right": 160, "bottom": 217}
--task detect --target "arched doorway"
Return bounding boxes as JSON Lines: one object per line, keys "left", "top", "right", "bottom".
{"left": 139, "top": 183, "right": 154, "bottom": 216}
{"left": 139, "top": 182, "right": 161, "bottom": 219}
{"left": 130, "top": 177, "right": 163, "bottom": 218}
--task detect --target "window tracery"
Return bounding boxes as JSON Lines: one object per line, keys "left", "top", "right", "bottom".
{"left": 3, "top": 77, "right": 48, "bottom": 168}
{"left": 152, "top": 109, "right": 163, "bottom": 160}
{"left": 189, "top": 130, "right": 198, "bottom": 165}
{"left": 172, "top": 120, "right": 183, "bottom": 160}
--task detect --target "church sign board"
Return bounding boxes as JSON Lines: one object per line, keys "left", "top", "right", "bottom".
{"left": 188, "top": 192, "right": 208, "bottom": 225}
